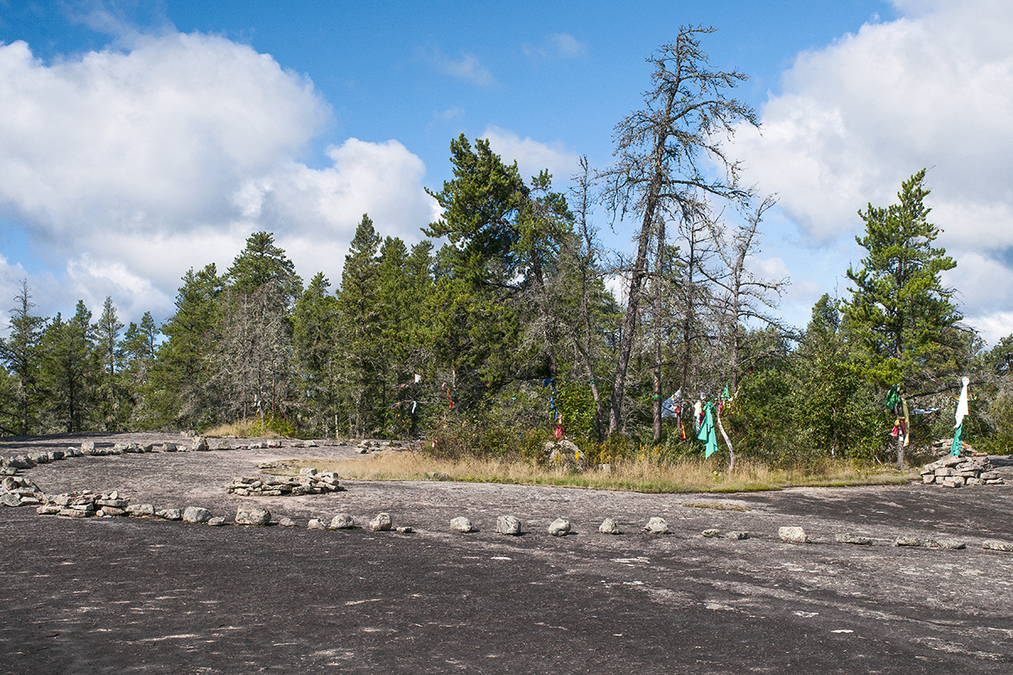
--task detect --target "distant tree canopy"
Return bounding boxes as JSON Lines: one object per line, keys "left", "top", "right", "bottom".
{"left": 2, "top": 30, "right": 1007, "bottom": 468}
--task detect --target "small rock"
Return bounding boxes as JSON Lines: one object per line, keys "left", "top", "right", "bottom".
{"left": 598, "top": 518, "right": 622, "bottom": 535}
{"left": 307, "top": 518, "right": 325, "bottom": 530}
{"left": 59, "top": 508, "right": 92, "bottom": 518}
{"left": 36, "top": 504, "right": 62, "bottom": 515}
{"left": 299, "top": 467, "right": 317, "bottom": 476}
{"left": 99, "top": 506, "right": 127, "bottom": 517}
{"left": 496, "top": 515, "right": 522, "bottom": 535}
{"left": 982, "top": 540, "right": 1013, "bottom": 552}
{"left": 450, "top": 517, "right": 474, "bottom": 533}
{"left": 192, "top": 436, "right": 210, "bottom": 452}
{"left": 126, "top": 503, "right": 155, "bottom": 517}
{"left": 1, "top": 493, "right": 21, "bottom": 507}
{"left": 207, "top": 516, "right": 226, "bottom": 526}
{"left": 894, "top": 536, "right": 927, "bottom": 547}
{"left": 548, "top": 518, "right": 571, "bottom": 536}
{"left": 182, "top": 506, "right": 213, "bottom": 524}
{"left": 162, "top": 442, "right": 178, "bottom": 452}
{"left": 702, "top": 529, "right": 721, "bottom": 538}
{"left": 328, "top": 514, "right": 356, "bottom": 530}
{"left": 156, "top": 508, "right": 183, "bottom": 521}
{"left": 836, "top": 534, "right": 873, "bottom": 545}
{"left": 278, "top": 517, "right": 296, "bottom": 527}
{"left": 779, "top": 526, "right": 808, "bottom": 544}
{"left": 724, "top": 531, "right": 749, "bottom": 540}
{"left": 933, "top": 539, "right": 966, "bottom": 550}
{"left": 396, "top": 526, "right": 413, "bottom": 534}
{"left": 369, "top": 512, "right": 393, "bottom": 532}
{"left": 235, "top": 506, "right": 271, "bottom": 526}
{"left": 643, "top": 517, "right": 669, "bottom": 534}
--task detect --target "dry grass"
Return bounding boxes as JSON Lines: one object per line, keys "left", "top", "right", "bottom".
{"left": 274, "top": 451, "right": 913, "bottom": 493}
{"left": 203, "top": 420, "right": 283, "bottom": 439}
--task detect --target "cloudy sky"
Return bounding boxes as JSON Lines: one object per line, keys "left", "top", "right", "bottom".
{"left": 0, "top": 0, "right": 1010, "bottom": 343}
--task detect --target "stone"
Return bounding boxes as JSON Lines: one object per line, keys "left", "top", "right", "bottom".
{"left": 162, "top": 442, "right": 178, "bottom": 452}
{"left": 235, "top": 506, "right": 271, "bottom": 526}
{"left": 942, "top": 476, "right": 965, "bottom": 488}
{"left": 598, "top": 518, "right": 622, "bottom": 535}
{"left": 546, "top": 439, "right": 584, "bottom": 471}
{"left": 182, "top": 506, "right": 213, "bottom": 524}
{"left": 922, "top": 474, "right": 936, "bottom": 484}
{"left": 934, "top": 539, "right": 966, "bottom": 550}
{"left": 396, "top": 526, "right": 413, "bottom": 534}
{"left": 894, "top": 536, "right": 928, "bottom": 547}
{"left": 36, "top": 504, "right": 62, "bottom": 515}
{"left": 207, "top": 516, "right": 227, "bottom": 526}
{"left": 1, "top": 493, "right": 23, "bottom": 507}
{"left": 59, "top": 508, "right": 92, "bottom": 518}
{"left": 95, "top": 499, "right": 129, "bottom": 508}
{"left": 548, "top": 518, "right": 571, "bottom": 536}
{"left": 299, "top": 467, "right": 318, "bottom": 476}
{"left": 126, "top": 503, "right": 155, "bottom": 517}
{"left": 328, "top": 514, "right": 356, "bottom": 530}
{"left": 192, "top": 436, "right": 210, "bottom": 452}
{"left": 980, "top": 471, "right": 1001, "bottom": 481}
{"left": 81, "top": 441, "right": 96, "bottom": 454}
{"left": 496, "top": 515, "right": 522, "bottom": 535}
{"left": 702, "top": 529, "right": 721, "bottom": 538}
{"left": 836, "top": 533, "right": 873, "bottom": 545}
{"left": 643, "top": 517, "right": 669, "bottom": 534}
{"left": 99, "top": 506, "right": 127, "bottom": 517}
{"left": 983, "top": 540, "right": 1013, "bottom": 552}
{"left": 157, "top": 508, "right": 183, "bottom": 521}
{"left": 724, "top": 531, "right": 749, "bottom": 540}
{"left": 450, "top": 517, "right": 474, "bottom": 533}
{"left": 307, "top": 518, "right": 325, "bottom": 530}
{"left": 278, "top": 517, "right": 296, "bottom": 527}
{"left": 779, "top": 526, "right": 808, "bottom": 544}
{"left": 369, "top": 512, "right": 393, "bottom": 532}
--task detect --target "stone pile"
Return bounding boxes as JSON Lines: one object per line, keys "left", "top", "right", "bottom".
{"left": 0, "top": 475, "right": 45, "bottom": 507}
{"left": 35, "top": 490, "right": 132, "bottom": 518}
{"left": 919, "top": 454, "right": 1005, "bottom": 487}
{"left": 227, "top": 469, "right": 341, "bottom": 496}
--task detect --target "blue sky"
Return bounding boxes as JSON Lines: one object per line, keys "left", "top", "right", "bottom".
{"left": 1, "top": 0, "right": 1011, "bottom": 344}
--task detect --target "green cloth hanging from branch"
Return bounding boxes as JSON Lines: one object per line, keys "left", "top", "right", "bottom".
{"left": 697, "top": 401, "right": 718, "bottom": 458}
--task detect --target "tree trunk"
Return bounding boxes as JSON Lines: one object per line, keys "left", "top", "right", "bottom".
{"left": 715, "top": 405, "right": 736, "bottom": 472}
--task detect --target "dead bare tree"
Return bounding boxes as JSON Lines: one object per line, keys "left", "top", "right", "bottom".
{"left": 704, "top": 196, "right": 789, "bottom": 469}
{"left": 601, "top": 25, "right": 758, "bottom": 436}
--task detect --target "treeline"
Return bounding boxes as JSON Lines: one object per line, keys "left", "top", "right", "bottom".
{"left": 2, "top": 26, "right": 1013, "bottom": 467}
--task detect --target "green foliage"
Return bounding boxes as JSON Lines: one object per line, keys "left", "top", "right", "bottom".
{"left": 844, "top": 170, "right": 961, "bottom": 388}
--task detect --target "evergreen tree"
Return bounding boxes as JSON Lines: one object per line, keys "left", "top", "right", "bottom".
{"left": 843, "top": 169, "right": 962, "bottom": 466}
{"left": 95, "top": 296, "right": 125, "bottom": 430}
{"left": 151, "top": 264, "right": 224, "bottom": 428}
{"left": 0, "top": 281, "right": 46, "bottom": 435}
{"left": 336, "top": 214, "right": 382, "bottom": 436}
{"left": 41, "top": 301, "right": 96, "bottom": 432}
{"left": 292, "top": 272, "right": 339, "bottom": 434}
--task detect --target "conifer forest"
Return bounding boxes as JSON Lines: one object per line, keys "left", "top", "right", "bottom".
{"left": 2, "top": 27, "right": 1011, "bottom": 468}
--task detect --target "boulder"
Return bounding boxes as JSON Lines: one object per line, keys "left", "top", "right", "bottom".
{"left": 235, "top": 505, "right": 271, "bottom": 526}
{"left": 779, "top": 526, "right": 808, "bottom": 544}
{"left": 548, "top": 518, "right": 571, "bottom": 537}
{"left": 182, "top": 506, "right": 213, "bottom": 524}
{"left": 192, "top": 436, "right": 210, "bottom": 452}
{"left": 643, "top": 517, "right": 669, "bottom": 534}
{"left": 328, "top": 514, "right": 356, "bottom": 530}
{"left": 598, "top": 518, "right": 622, "bottom": 535}
{"left": 496, "top": 515, "right": 522, "bottom": 535}
{"left": 156, "top": 508, "right": 183, "bottom": 521}
{"left": 369, "top": 512, "right": 393, "bottom": 532}
{"left": 450, "top": 517, "right": 474, "bottom": 533}
{"left": 126, "top": 503, "right": 155, "bottom": 517}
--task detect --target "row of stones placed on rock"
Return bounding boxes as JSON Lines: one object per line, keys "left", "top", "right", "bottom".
{"left": 226, "top": 471, "right": 341, "bottom": 496}
{"left": 919, "top": 454, "right": 1005, "bottom": 486}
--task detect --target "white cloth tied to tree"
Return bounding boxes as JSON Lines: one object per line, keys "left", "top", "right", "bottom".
{"left": 954, "top": 376, "right": 970, "bottom": 429}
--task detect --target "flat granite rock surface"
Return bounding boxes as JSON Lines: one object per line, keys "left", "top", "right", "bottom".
{"left": 3, "top": 432, "right": 1013, "bottom": 674}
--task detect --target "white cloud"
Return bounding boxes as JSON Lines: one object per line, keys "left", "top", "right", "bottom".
{"left": 0, "top": 32, "right": 438, "bottom": 324}
{"left": 729, "top": 0, "right": 1013, "bottom": 341}
{"left": 481, "top": 125, "right": 580, "bottom": 184}
{"left": 523, "top": 33, "right": 588, "bottom": 60}
{"left": 427, "top": 49, "right": 494, "bottom": 87}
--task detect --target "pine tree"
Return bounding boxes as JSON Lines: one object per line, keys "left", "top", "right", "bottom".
{"left": 843, "top": 169, "right": 962, "bottom": 467}
{"left": 0, "top": 281, "right": 46, "bottom": 435}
